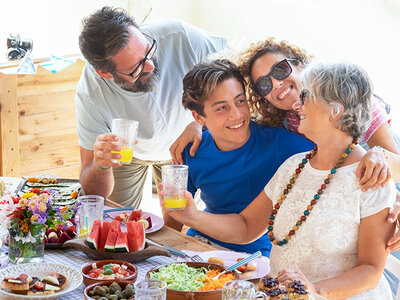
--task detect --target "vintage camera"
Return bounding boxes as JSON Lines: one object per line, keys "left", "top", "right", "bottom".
{"left": 6, "top": 34, "right": 33, "bottom": 60}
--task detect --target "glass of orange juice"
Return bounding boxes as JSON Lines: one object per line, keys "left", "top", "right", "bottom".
{"left": 161, "top": 165, "right": 188, "bottom": 210}
{"left": 111, "top": 119, "right": 139, "bottom": 164}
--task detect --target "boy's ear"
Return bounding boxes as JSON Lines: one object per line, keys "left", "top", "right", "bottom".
{"left": 192, "top": 110, "right": 205, "bottom": 126}
{"left": 95, "top": 69, "right": 113, "bottom": 79}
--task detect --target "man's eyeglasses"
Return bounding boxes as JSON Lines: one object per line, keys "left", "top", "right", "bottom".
{"left": 114, "top": 33, "right": 157, "bottom": 79}
{"left": 299, "top": 90, "right": 312, "bottom": 105}
{"left": 252, "top": 58, "right": 299, "bottom": 98}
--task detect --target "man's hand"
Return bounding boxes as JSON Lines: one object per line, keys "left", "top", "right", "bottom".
{"left": 356, "top": 146, "right": 391, "bottom": 191}
{"left": 386, "top": 192, "right": 400, "bottom": 252}
{"left": 93, "top": 133, "right": 123, "bottom": 169}
{"left": 169, "top": 121, "right": 202, "bottom": 165}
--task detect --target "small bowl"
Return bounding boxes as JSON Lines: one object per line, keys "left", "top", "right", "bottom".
{"left": 84, "top": 280, "right": 134, "bottom": 300}
{"left": 146, "top": 262, "right": 237, "bottom": 300}
{"left": 81, "top": 259, "right": 138, "bottom": 286}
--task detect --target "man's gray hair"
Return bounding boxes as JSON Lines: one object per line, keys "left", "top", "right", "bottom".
{"left": 301, "top": 62, "right": 372, "bottom": 138}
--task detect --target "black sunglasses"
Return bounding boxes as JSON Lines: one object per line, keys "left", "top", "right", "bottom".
{"left": 252, "top": 58, "right": 298, "bottom": 98}
{"left": 114, "top": 33, "right": 157, "bottom": 79}
{"left": 300, "top": 90, "right": 311, "bottom": 105}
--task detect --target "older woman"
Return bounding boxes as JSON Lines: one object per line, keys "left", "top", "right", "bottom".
{"left": 163, "top": 62, "right": 396, "bottom": 299}
{"left": 170, "top": 38, "right": 400, "bottom": 250}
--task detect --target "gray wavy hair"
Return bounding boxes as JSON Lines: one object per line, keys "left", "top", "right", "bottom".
{"left": 301, "top": 62, "right": 372, "bottom": 138}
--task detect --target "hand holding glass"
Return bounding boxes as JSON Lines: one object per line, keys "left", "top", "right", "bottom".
{"left": 111, "top": 119, "right": 139, "bottom": 164}
{"left": 162, "top": 165, "right": 188, "bottom": 210}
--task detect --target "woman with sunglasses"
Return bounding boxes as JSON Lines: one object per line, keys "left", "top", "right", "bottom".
{"left": 163, "top": 62, "right": 396, "bottom": 299}
{"left": 170, "top": 38, "right": 400, "bottom": 250}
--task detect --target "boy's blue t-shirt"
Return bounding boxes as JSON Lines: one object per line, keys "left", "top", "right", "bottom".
{"left": 183, "top": 121, "right": 314, "bottom": 257}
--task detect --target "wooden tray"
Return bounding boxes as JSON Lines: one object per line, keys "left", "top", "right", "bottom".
{"left": 64, "top": 238, "right": 171, "bottom": 263}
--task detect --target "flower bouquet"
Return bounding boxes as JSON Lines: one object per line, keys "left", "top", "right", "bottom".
{"left": 0, "top": 188, "right": 80, "bottom": 264}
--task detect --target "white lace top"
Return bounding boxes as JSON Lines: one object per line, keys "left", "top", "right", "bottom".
{"left": 265, "top": 152, "right": 396, "bottom": 299}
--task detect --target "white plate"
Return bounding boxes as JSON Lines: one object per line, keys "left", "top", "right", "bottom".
{"left": 195, "top": 250, "right": 270, "bottom": 280}
{"left": 104, "top": 210, "right": 164, "bottom": 234}
{"left": 0, "top": 263, "right": 82, "bottom": 300}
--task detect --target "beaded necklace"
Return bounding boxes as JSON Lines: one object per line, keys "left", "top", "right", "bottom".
{"left": 267, "top": 139, "right": 358, "bottom": 246}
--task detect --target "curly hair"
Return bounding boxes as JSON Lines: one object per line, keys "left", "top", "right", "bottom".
{"left": 79, "top": 6, "right": 139, "bottom": 72}
{"left": 182, "top": 59, "right": 246, "bottom": 117}
{"left": 235, "top": 38, "right": 313, "bottom": 127}
{"left": 302, "top": 62, "right": 372, "bottom": 138}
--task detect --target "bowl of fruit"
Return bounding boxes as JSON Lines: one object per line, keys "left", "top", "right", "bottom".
{"left": 45, "top": 221, "right": 77, "bottom": 249}
{"left": 81, "top": 259, "right": 138, "bottom": 286}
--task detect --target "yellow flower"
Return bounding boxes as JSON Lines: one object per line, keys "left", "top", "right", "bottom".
{"left": 31, "top": 195, "right": 39, "bottom": 202}
{"left": 21, "top": 192, "right": 35, "bottom": 199}
{"left": 39, "top": 194, "right": 49, "bottom": 203}
{"left": 38, "top": 202, "right": 46, "bottom": 212}
{"left": 18, "top": 199, "right": 28, "bottom": 207}
{"left": 31, "top": 215, "right": 38, "bottom": 222}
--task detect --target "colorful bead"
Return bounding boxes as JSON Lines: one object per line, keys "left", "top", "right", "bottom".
{"left": 266, "top": 139, "right": 356, "bottom": 247}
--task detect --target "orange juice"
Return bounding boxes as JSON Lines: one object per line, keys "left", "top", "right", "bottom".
{"left": 164, "top": 196, "right": 187, "bottom": 209}
{"left": 112, "top": 146, "right": 134, "bottom": 163}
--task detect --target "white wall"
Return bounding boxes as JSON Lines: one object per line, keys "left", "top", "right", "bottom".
{"left": 1, "top": 0, "right": 399, "bottom": 132}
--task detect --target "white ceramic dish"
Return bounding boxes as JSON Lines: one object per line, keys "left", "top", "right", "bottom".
{"left": 0, "top": 263, "right": 82, "bottom": 300}
{"left": 104, "top": 210, "right": 164, "bottom": 234}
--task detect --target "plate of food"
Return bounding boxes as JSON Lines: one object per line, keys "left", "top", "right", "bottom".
{"left": 0, "top": 263, "right": 82, "bottom": 300}
{"left": 103, "top": 208, "right": 164, "bottom": 234}
{"left": 194, "top": 250, "right": 270, "bottom": 280}
{"left": 18, "top": 177, "right": 81, "bottom": 207}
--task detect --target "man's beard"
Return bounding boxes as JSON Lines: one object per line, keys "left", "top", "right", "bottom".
{"left": 112, "top": 58, "right": 160, "bottom": 93}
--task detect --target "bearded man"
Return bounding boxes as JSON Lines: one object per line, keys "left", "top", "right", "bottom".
{"left": 76, "top": 6, "right": 225, "bottom": 207}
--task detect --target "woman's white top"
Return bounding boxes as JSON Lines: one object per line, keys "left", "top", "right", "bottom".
{"left": 265, "top": 152, "right": 396, "bottom": 299}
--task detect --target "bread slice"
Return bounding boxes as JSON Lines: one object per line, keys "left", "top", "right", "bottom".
{"left": 0, "top": 279, "right": 29, "bottom": 291}
{"left": 208, "top": 257, "right": 224, "bottom": 265}
{"left": 27, "top": 289, "right": 55, "bottom": 296}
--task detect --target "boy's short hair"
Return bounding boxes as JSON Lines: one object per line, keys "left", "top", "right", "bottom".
{"left": 182, "top": 59, "right": 246, "bottom": 116}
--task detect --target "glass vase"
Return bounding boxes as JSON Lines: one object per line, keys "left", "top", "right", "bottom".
{"left": 8, "top": 227, "right": 45, "bottom": 264}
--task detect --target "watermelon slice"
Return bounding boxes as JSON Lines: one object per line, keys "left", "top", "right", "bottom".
{"left": 87, "top": 220, "right": 101, "bottom": 250}
{"left": 99, "top": 221, "right": 111, "bottom": 251}
{"left": 115, "top": 232, "right": 129, "bottom": 252}
{"left": 105, "top": 221, "right": 121, "bottom": 252}
{"left": 127, "top": 221, "right": 146, "bottom": 252}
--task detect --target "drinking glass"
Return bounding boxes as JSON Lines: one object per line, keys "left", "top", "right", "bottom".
{"left": 134, "top": 279, "right": 167, "bottom": 300}
{"left": 77, "top": 195, "right": 104, "bottom": 235}
{"left": 111, "top": 118, "right": 139, "bottom": 164}
{"left": 222, "top": 280, "right": 267, "bottom": 300}
{"left": 161, "top": 165, "right": 188, "bottom": 210}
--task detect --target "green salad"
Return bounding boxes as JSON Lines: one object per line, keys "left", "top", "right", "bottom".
{"left": 149, "top": 263, "right": 208, "bottom": 291}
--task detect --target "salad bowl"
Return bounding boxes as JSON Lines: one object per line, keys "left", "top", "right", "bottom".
{"left": 146, "top": 261, "right": 237, "bottom": 300}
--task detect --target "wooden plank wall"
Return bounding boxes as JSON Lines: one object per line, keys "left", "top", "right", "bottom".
{"left": 0, "top": 59, "right": 86, "bottom": 178}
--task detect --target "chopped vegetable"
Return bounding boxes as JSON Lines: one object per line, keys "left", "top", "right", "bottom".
{"left": 149, "top": 263, "right": 208, "bottom": 291}
{"left": 199, "top": 270, "right": 235, "bottom": 291}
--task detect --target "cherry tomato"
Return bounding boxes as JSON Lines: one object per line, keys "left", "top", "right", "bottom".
{"left": 19, "top": 274, "right": 29, "bottom": 281}
{"left": 237, "top": 265, "right": 247, "bottom": 272}
{"left": 50, "top": 272, "right": 59, "bottom": 279}
{"left": 35, "top": 281, "right": 44, "bottom": 290}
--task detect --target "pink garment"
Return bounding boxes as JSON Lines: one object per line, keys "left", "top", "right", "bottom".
{"left": 285, "top": 95, "right": 390, "bottom": 143}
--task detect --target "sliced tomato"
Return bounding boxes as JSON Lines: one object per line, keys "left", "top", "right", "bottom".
{"left": 88, "top": 272, "right": 98, "bottom": 278}
{"left": 50, "top": 272, "right": 59, "bottom": 279}
{"left": 34, "top": 281, "right": 44, "bottom": 290}
{"left": 4, "top": 277, "right": 15, "bottom": 281}
{"left": 19, "top": 273, "right": 29, "bottom": 281}
{"left": 111, "top": 266, "right": 120, "bottom": 274}
{"left": 115, "top": 215, "right": 123, "bottom": 221}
